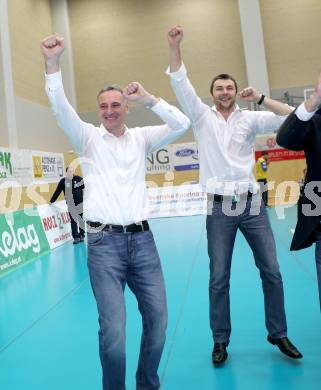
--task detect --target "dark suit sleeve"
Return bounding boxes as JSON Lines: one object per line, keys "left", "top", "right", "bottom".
{"left": 78, "top": 176, "right": 85, "bottom": 190}
{"left": 50, "top": 179, "right": 64, "bottom": 203}
{"left": 276, "top": 109, "right": 313, "bottom": 151}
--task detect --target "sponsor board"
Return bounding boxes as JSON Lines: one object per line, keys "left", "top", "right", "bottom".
{"left": 0, "top": 148, "right": 64, "bottom": 188}
{"left": 31, "top": 151, "right": 64, "bottom": 182}
{"left": 148, "top": 184, "right": 207, "bottom": 218}
{"left": 172, "top": 142, "right": 199, "bottom": 171}
{"left": 37, "top": 201, "right": 73, "bottom": 249}
{"left": 254, "top": 134, "right": 305, "bottom": 161}
{"left": 0, "top": 208, "right": 50, "bottom": 276}
{"left": 146, "top": 146, "right": 172, "bottom": 174}
{"left": 0, "top": 148, "right": 33, "bottom": 186}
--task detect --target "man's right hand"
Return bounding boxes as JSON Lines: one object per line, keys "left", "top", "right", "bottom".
{"left": 41, "top": 34, "right": 64, "bottom": 74}
{"left": 167, "top": 26, "right": 184, "bottom": 47}
{"left": 168, "top": 26, "right": 183, "bottom": 73}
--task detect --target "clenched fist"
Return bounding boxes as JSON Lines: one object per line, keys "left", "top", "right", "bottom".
{"left": 123, "top": 82, "right": 158, "bottom": 107}
{"left": 167, "top": 26, "right": 184, "bottom": 46}
{"left": 239, "top": 87, "right": 261, "bottom": 102}
{"left": 41, "top": 34, "right": 64, "bottom": 60}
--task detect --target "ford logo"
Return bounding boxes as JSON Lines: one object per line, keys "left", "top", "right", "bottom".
{"left": 175, "top": 148, "right": 196, "bottom": 157}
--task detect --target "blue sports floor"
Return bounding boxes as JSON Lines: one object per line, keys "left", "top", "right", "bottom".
{"left": 1, "top": 206, "right": 321, "bottom": 389}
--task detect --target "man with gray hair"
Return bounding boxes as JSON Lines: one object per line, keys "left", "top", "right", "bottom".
{"left": 41, "top": 33, "right": 190, "bottom": 390}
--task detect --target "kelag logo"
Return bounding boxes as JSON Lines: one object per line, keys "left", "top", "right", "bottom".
{"left": 0, "top": 209, "right": 50, "bottom": 276}
{"left": 0, "top": 221, "right": 40, "bottom": 257}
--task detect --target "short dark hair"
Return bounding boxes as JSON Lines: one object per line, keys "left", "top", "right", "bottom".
{"left": 210, "top": 74, "right": 238, "bottom": 95}
{"left": 97, "top": 84, "right": 124, "bottom": 101}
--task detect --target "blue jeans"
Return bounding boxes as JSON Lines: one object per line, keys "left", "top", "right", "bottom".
{"left": 87, "top": 229, "right": 167, "bottom": 390}
{"left": 315, "top": 230, "right": 321, "bottom": 311}
{"left": 206, "top": 194, "right": 287, "bottom": 343}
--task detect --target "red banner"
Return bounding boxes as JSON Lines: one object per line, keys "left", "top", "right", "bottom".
{"left": 255, "top": 148, "right": 305, "bottom": 162}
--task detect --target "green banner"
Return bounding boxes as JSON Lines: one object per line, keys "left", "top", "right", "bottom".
{"left": 0, "top": 208, "right": 50, "bottom": 277}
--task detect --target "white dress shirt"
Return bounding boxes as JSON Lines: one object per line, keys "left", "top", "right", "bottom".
{"left": 167, "top": 64, "right": 290, "bottom": 195}
{"left": 46, "top": 71, "right": 190, "bottom": 225}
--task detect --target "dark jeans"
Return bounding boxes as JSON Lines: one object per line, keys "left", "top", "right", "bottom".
{"left": 206, "top": 194, "right": 287, "bottom": 343}
{"left": 87, "top": 229, "right": 167, "bottom": 390}
{"left": 315, "top": 230, "right": 321, "bottom": 311}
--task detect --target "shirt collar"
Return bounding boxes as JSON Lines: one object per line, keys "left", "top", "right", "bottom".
{"left": 98, "top": 124, "right": 129, "bottom": 138}
{"left": 211, "top": 103, "right": 241, "bottom": 114}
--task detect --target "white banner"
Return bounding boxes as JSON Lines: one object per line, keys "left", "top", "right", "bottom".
{"left": 148, "top": 184, "right": 207, "bottom": 218}
{"left": 172, "top": 142, "right": 199, "bottom": 171}
{"left": 31, "top": 151, "right": 64, "bottom": 183}
{"left": 254, "top": 133, "right": 279, "bottom": 151}
{"left": 146, "top": 146, "right": 172, "bottom": 174}
{"left": 37, "top": 201, "right": 73, "bottom": 249}
{"left": 0, "top": 148, "right": 33, "bottom": 186}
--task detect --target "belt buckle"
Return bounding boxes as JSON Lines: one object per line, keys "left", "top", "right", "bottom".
{"left": 137, "top": 221, "right": 144, "bottom": 232}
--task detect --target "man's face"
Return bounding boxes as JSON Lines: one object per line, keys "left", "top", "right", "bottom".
{"left": 98, "top": 90, "right": 128, "bottom": 133}
{"left": 211, "top": 79, "right": 237, "bottom": 112}
{"left": 66, "top": 166, "right": 75, "bottom": 178}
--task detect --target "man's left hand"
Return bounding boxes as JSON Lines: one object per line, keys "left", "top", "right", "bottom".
{"left": 123, "top": 82, "right": 159, "bottom": 107}
{"left": 239, "top": 87, "right": 261, "bottom": 102}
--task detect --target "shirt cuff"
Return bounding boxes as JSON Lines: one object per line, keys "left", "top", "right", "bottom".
{"left": 45, "top": 70, "right": 63, "bottom": 90}
{"left": 295, "top": 102, "right": 316, "bottom": 121}
{"left": 150, "top": 98, "right": 169, "bottom": 114}
{"left": 165, "top": 63, "right": 187, "bottom": 81}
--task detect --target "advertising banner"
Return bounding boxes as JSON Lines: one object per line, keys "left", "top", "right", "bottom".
{"left": 148, "top": 184, "right": 207, "bottom": 218}
{"left": 254, "top": 133, "right": 305, "bottom": 161}
{"left": 172, "top": 142, "right": 199, "bottom": 171}
{"left": 37, "top": 201, "right": 73, "bottom": 249}
{"left": 32, "top": 151, "right": 64, "bottom": 183}
{"left": 146, "top": 146, "right": 172, "bottom": 174}
{"left": 0, "top": 148, "right": 33, "bottom": 186}
{"left": 0, "top": 208, "right": 50, "bottom": 276}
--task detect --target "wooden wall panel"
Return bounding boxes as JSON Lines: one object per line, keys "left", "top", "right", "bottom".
{"left": 260, "top": 0, "right": 321, "bottom": 89}
{"left": 8, "top": 0, "right": 53, "bottom": 106}
{"left": 68, "top": 0, "right": 247, "bottom": 112}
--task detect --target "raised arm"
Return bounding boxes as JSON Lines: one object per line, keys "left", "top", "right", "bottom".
{"left": 168, "top": 25, "right": 183, "bottom": 73}
{"left": 123, "top": 81, "right": 190, "bottom": 152}
{"left": 167, "top": 26, "right": 208, "bottom": 125}
{"left": 276, "top": 71, "right": 321, "bottom": 150}
{"left": 41, "top": 34, "right": 89, "bottom": 153}
{"left": 239, "top": 87, "right": 293, "bottom": 116}
{"left": 304, "top": 71, "right": 321, "bottom": 112}
{"left": 41, "top": 34, "right": 64, "bottom": 74}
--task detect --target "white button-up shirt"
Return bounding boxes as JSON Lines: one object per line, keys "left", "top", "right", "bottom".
{"left": 167, "top": 64, "right": 290, "bottom": 195}
{"left": 46, "top": 71, "right": 190, "bottom": 225}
